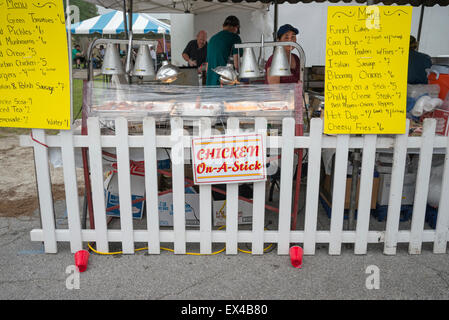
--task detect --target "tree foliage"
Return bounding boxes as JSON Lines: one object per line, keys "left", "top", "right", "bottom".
{"left": 64, "top": 0, "right": 99, "bottom": 22}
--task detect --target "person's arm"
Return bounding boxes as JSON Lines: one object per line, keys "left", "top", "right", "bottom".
{"left": 183, "top": 53, "right": 197, "bottom": 66}
{"left": 182, "top": 52, "right": 191, "bottom": 63}
{"left": 182, "top": 41, "right": 197, "bottom": 66}
{"left": 233, "top": 54, "right": 239, "bottom": 71}
{"left": 232, "top": 36, "right": 242, "bottom": 71}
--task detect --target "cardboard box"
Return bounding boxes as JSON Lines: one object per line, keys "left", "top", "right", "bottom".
{"left": 323, "top": 174, "right": 379, "bottom": 210}
{"left": 104, "top": 172, "right": 145, "bottom": 219}
{"left": 377, "top": 173, "right": 416, "bottom": 206}
{"left": 212, "top": 200, "right": 253, "bottom": 226}
{"left": 158, "top": 193, "right": 200, "bottom": 227}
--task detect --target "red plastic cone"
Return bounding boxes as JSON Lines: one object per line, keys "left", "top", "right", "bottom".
{"left": 74, "top": 249, "right": 89, "bottom": 272}
{"left": 289, "top": 246, "right": 303, "bottom": 268}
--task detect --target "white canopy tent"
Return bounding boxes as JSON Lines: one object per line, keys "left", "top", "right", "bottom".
{"left": 87, "top": 0, "right": 269, "bottom": 14}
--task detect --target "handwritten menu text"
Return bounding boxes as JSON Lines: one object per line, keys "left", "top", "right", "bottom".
{"left": 0, "top": 0, "right": 71, "bottom": 129}
{"left": 324, "top": 6, "right": 412, "bottom": 134}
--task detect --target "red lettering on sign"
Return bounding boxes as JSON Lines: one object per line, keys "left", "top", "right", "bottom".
{"left": 197, "top": 149, "right": 205, "bottom": 160}
{"left": 222, "top": 147, "right": 229, "bottom": 158}
{"left": 216, "top": 162, "right": 228, "bottom": 173}
{"left": 196, "top": 163, "right": 205, "bottom": 174}
{"left": 239, "top": 146, "right": 247, "bottom": 158}
{"left": 204, "top": 148, "right": 216, "bottom": 159}
{"left": 247, "top": 146, "right": 259, "bottom": 157}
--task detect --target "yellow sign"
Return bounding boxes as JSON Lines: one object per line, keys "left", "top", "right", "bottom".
{"left": 324, "top": 6, "right": 412, "bottom": 134}
{"left": 0, "top": 0, "right": 70, "bottom": 129}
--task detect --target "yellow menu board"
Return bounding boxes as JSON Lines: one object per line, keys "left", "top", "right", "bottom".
{"left": 324, "top": 6, "right": 412, "bottom": 134}
{"left": 0, "top": 0, "right": 70, "bottom": 129}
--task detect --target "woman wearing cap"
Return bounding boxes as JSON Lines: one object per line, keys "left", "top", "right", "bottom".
{"left": 265, "top": 24, "right": 301, "bottom": 84}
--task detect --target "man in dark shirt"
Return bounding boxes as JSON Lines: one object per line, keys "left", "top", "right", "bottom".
{"left": 408, "top": 35, "right": 432, "bottom": 84}
{"left": 182, "top": 30, "right": 208, "bottom": 68}
{"left": 205, "top": 16, "right": 242, "bottom": 86}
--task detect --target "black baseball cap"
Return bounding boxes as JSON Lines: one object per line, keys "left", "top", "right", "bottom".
{"left": 277, "top": 24, "right": 299, "bottom": 39}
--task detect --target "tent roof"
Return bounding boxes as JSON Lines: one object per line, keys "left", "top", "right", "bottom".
{"left": 86, "top": 0, "right": 448, "bottom": 13}
{"left": 85, "top": 0, "right": 269, "bottom": 14}
{"left": 211, "top": 0, "right": 449, "bottom": 6}
{"left": 70, "top": 10, "right": 170, "bottom": 34}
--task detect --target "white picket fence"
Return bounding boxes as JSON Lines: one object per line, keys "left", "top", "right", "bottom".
{"left": 20, "top": 117, "right": 449, "bottom": 255}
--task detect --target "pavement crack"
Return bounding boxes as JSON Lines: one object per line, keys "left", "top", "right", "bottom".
{"left": 0, "top": 278, "right": 65, "bottom": 285}
{"left": 154, "top": 272, "right": 220, "bottom": 300}
{"left": 0, "top": 235, "right": 23, "bottom": 248}
{"left": 424, "top": 265, "right": 449, "bottom": 289}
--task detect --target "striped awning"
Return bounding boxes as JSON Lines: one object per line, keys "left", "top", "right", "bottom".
{"left": 69, "top": 10, "right": 170, "bottom": 35}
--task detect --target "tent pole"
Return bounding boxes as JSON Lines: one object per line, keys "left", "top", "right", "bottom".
{"left": 273, "top": 1, "right": 278, "bottom": 41}
{"left": 128, "top": 0, "right": 133, "bottom": 84}
{"left": 123, "top": 0, "right": 129, "bottom": 82}
{"left": 163, "top": 33, "right": 166, "bottom": 58}
{"left": 417, "top": 4, "right": 424, "bottom": 50}
{"left": 128, "top": 0, "right": 133, "bottom": 35}
{"left": 123, "top": 0, "right": 128, "bottom": 40}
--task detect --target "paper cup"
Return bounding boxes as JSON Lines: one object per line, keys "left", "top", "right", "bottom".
{"left": 289, "top": 246, "right": 303, "bottom": 268}
{"left": 74, "top": 249, "right": 90, "bottom": 272}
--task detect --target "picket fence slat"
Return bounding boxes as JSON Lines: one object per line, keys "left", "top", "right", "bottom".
{"left": 252, "top": 118, "right": 268, "bottom": 255}
{"left": 225, "top": 117, "right": 240, "bottom": 255}
{"left": 143, "top": 117, "right": 160, "bottom": 254}
{"left": 116, "top": 117, "right": 135, "bottom": 254}
{"left": 354, "top": 135, "right": 377, "bottom": 255}
{"left": 304, "top": 118, "right": 323, "bottom": 255}
{"left": 277, "top": 118, "right": 295, "bottom": 255}
{"left": 32, "top": 129, "right": 58, "bottom": 253}
{"left": 329, "top": 134, "right": 349, "bottom": 255}
{"left": 61, "top": 129, "right": 83, "bottom": 253}
{"left": 433, "top": 133, "right": 449, "bottom": 254}
{"left": 199, "top": 117, "right": 212, "bottom": 254}
{"left": 384, "top": 120, "right": 410, "bottom": 255}
{"left": 87, "top": 117, "right": 109, "bottom": 253}
{"left": 171, "top": 117, "right": 186, "bottom": 254}
{"left": 20, "top": 117, "right": 448, "bottom": 256}
{"left": 409, "top": 119, "right": 436, "bottom": 254}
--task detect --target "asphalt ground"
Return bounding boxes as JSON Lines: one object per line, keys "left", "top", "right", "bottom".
{"left": 1, "top": 197, "right": 448, "bottom": 305}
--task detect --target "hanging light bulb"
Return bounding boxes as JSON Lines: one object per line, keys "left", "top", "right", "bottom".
{"left": 132, "top": 45, "right": 155, "bottom": 76}
{"left": 269, "top": 45, "right": 292, "bottom": 77}
{"left": 156, "top": 60, "right": 181, "bottom": 83}
{"left": 213, "top": 63, "right": 239, "bottom": 85}
{"left": 102, "top": 43, "right": 125, "bottom": 75}
{"left": 239, "top": 47, "right": 261, "bottom": 79}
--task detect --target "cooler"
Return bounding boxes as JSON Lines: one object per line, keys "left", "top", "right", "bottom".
{"left": 427, "top": 65, "right": 449, "bottom": 100}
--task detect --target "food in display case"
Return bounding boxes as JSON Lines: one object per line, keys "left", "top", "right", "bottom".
{"left": 260, "top": 100, "right": 293, "bottom": 111}
{"left": 151, "top": 101, "right": 176, "bottom": 113}
{"left": 174, "top": 101, "right": 221, "bottom": 117}
{"left": 223, "top": 99, "right": 294, "bottom": 114}
{"left": 87, "top": 83, "right": 301, "bottom": 121}
{"left": 223, "top": 101, "right": 260, "bottom": 112}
